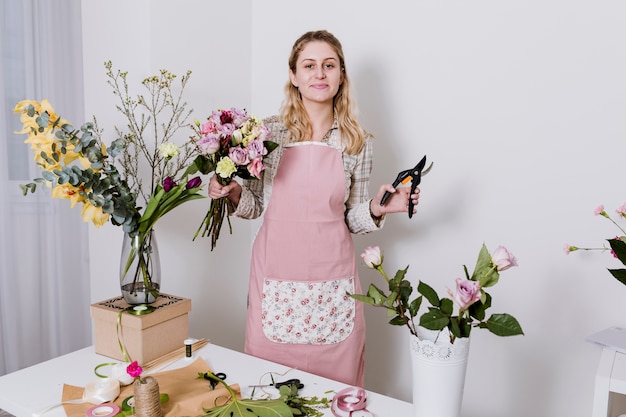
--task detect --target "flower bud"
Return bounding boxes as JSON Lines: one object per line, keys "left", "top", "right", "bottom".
{"left": 491, "top": 246, "right": 518, "bottom": 271}
{"left": 361, "top": 246, "right": 383, "bottom": 269}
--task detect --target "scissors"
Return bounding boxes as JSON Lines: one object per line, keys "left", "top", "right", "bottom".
{"left": 249, "top": 378, "right": 304, "bottom": 389}
{"left": 202, "top": 371, "right": 227, "bottom": 390}
{"left": 380, "top": 155, "right": 431, "bottom": 218}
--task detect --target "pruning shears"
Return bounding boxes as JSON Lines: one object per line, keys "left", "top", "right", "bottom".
{"left": 380, "top": 155, "right": 432, "bottom": 218}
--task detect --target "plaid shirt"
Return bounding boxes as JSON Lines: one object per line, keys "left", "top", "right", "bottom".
{"left": 233, "top": 116, "right": 383, "bottom": 234}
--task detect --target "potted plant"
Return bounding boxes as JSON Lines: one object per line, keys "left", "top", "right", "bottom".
{"left": 352, "top": 243, "right": 524, "bottom": 417}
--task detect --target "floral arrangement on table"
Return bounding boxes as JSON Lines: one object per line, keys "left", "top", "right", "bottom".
{"left": 15, "top": 62, "right": 204, "bottom": 303}
{"left": 352, "top": 244, "right": 524, "bottom": 343}
{"left": 189, "top": 107, "right": 277, "bottom": 250}
{"left": 565, "top": 203, "right": 626, "bottom": 287}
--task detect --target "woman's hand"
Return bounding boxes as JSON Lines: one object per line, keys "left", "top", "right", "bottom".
{"left": 208, "top": 174, "right": 242, "bottom": 205}
{"left": 370, "top": 184, "right": 420, "bottom": 218}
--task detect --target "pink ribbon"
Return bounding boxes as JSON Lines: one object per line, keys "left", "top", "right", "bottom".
{"left": 331, "top": 386, "right": 374, "bottom": 417}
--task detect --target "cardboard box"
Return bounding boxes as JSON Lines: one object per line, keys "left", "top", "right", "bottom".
{"left": 90, "top": 293, "right": 191, "bottom": 364}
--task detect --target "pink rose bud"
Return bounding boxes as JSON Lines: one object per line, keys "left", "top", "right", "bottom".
{"left": 491, "top": 246, "right": 518, "bottom": 271}
{"left": 361, "top": 246, "right": 383, "bottom": 269}
{"left": 449, "top": 278, "right": 482, "bottom": 310}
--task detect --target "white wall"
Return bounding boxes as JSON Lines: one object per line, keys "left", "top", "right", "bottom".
{"left": 82, "top": 1, "right": 626, "bottom": 416}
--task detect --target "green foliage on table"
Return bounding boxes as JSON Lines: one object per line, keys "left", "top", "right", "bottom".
{"left": 198, "top": 372, "right": 292, "bottom": 417}
{"left": 278, "top": 384, "right": 331, "bottom": 417}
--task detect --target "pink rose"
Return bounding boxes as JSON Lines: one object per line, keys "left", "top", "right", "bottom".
{"left": 201, "top": 120, "right": 217, "bottom": 136}
{"left": 229, "top": 146, "right": 250, "bottom": 166}
{"left": 246, "top": 139, "right": 268, "bottom": 160}
{"left": 198, "top": 134, "right": 220, "bottom": 155}
{"left": 361, "top": 246, "right": 383, "bottom": 269}
{"left": 448, "top": 278, "right": 482, "bottom": 310}
{"left": 247, "top": 158, "right": 265, "bottom": 179}
{"left": 491, "top": 246, "right": 518, "bottom": 271}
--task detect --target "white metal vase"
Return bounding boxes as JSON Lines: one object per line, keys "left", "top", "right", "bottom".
{"left": 409, "top": 327, "right": 471, "bottom": 417}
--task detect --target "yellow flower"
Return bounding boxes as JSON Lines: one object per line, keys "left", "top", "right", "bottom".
{"left": 216, "top": 157, "right": 236, "bottom": 179}
{"left": 81, "top": 202, "right": 110, "bottom": 227}
{"left": 14, "top": 99, "right": 70, "bottom": 136}
{"left": 51, "top": 183, "right": 86, "bottom": 208}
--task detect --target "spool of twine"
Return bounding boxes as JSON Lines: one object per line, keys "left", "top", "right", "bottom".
{"left": 133, "top": 376, "right": 163, "bottom": 417}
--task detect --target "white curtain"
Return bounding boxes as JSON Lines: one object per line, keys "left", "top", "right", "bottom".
{"left": 0, "top": 0, "right": 90, "bottom": 375}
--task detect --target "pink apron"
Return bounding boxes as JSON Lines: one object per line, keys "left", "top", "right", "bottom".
{"left": 244, "top": 142, "right": 365, "bottom": 387}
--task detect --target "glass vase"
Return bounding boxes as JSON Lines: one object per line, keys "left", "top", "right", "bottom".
{"left": 120, "top": 229, "right": 161, "bottom": 305}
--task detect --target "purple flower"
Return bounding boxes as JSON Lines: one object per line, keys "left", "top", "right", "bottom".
{"left": 448, "top": 278, "right": 482, "bottom": 310}
{"left": 246, "top": 139, "right": 268, "bottom": 159}
{"left": 163, "top": 176, "right": 176, "bottom": 192}
{"left": 198, "top": 134, "right": 221, "bottom": 155}
{"left": 229, "top": 146, "right": 250, "bottom": 166}
{"left": 186, "top": 176, "right": 202, "bottom": 189}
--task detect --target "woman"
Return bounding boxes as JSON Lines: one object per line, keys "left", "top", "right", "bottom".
{"left": 208, "top": 30, "right": 419, "bottom": 386}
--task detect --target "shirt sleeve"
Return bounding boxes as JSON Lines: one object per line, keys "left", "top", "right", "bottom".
{"left": 344, "top": 135, "right": 385, "bottom": 234}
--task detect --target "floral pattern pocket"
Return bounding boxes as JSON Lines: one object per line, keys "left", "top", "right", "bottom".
{"left": 261, "top": 277, "right": 356, "bottom": 345}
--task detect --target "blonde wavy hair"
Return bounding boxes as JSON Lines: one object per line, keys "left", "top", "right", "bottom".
{"left": 279, "top": 30, "right": 366, "bottom": 155}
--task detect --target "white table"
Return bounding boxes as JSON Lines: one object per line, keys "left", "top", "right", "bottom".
{"left": 593, "top": 347, "right": 626, "bottom": 417}
{"left": 0, "top": 342, "right": 412, "bottom": 417}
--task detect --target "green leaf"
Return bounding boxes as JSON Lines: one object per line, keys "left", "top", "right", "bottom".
{"left": 349, "top": 293, "right": 375, "bottom": 306}
{"left": 440, "top": 298, "right": 454, "bottom": 316}
{"left": 201, "top": 398, "right": 292, "bottom": 417}
{"left": 389, "top": 315, "right": 408, "bottom": 326}
{"left": 367, "top": 284, "right": 387, "bottom": 305}
{"left": 608, "top": 268, "right": 626, "bottom": 286}
{"left": 264, "top": 140, "right": 279, "bottom": 154}
{"left": 408, "top": 296, "right": 422, "bottom": 318}
{"left": 417, "top": 281, "right": 440, "bottom": 307}
{"left": 199, "top": 371, "right": 292, "bottom": 417}
{"left": 472, "top": 243, "right": 499, "bottom": 287}
{"left": 419, "top": 307, "right": 449, "bottom": 331}
{"left": 608, "top": 239, "right": 626, "bottom": 267}
{"left": 484, "top": 313, "right": 524, "bottom": 337}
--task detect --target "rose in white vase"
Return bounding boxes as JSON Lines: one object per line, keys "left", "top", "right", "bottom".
{"left": 351, "top": 243, "right": 524, "bottom": 343}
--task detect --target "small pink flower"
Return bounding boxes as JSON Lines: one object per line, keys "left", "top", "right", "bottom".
{"left": 361, "top": 246, "right": 383, "bottom": 268}
{"left": 563, "top": 244, "right": 578, "bottom": 255}
{"left": 616, "top": 203, "right": 626, "bottom": 218}
{"left": 126, "top": 361, "right": 143, "bottom": 379}
{"left": 201, "top": 120, "right": 217, "bottom": 135}
{"left": 594, "top": 205, "right": 606, "bottom": 216}
{"left": 448, "top": 278, "right": 482, "bottom": 310}
{"left": 491, "top": 246, "right": 518, "bottom": 271}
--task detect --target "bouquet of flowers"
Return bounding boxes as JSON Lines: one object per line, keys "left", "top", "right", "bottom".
{"left": 15, "top": 63, "right": 204, "bottom": 303}
{"left": 565, "top": 203, "right": 626, "bottom": 287}
{"left": 190, "top": 107, "right": 277, "bottom": 250}
{"left": 352, "top": 244, "right": 524, "bottom": 343}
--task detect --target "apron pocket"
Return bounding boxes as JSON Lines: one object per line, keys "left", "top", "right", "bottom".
{"left": 261, "top": 277, "right": 356, "bottom": 345}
